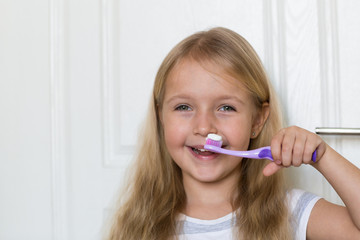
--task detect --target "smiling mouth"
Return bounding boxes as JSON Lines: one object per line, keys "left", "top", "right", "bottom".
{"left": 191, "top": 147, "right": 214, "bottom": 156}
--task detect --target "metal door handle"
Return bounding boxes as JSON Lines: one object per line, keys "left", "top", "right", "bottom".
{"left": 315, "top": 127, "right": 360, "bottom": 135}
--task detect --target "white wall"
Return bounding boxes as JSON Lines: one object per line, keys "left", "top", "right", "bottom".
{"left": 1, "top": 0, "right": 359, "bottom": 239}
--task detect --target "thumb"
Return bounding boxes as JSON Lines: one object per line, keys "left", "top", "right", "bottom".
{"left": 263, "top": 162, "right": 283, "bottom": 176}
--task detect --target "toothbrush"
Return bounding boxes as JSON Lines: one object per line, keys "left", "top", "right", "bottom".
{"left": 204, "top": 133, "right": 317, "bottom": 162}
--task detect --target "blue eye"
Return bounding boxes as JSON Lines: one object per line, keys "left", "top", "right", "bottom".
{"left": 175, "top": 104, "right": 192, "bottom": 111}
{"left": 219, "top": 105, "right": 236, "bottom": 112}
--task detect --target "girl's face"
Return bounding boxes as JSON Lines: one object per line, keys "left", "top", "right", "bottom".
{"left": 160, "top": 58, "right": 268, "bottom": 184}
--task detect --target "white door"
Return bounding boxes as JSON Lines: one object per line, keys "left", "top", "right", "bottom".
{"left": 1, "top": 0, "right": 359, "bottom": 239}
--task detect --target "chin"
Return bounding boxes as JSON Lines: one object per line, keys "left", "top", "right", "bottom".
{"left": 191, "top": 171, "right": 226, "bottom": 184}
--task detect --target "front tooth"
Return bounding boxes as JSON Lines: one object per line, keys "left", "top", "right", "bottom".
{"left": 192, "top": 147, "right": 207, "bottom": 153}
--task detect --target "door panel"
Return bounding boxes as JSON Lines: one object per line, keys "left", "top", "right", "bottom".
{"left": 338, "top": 0, "right": 360, "bottom": 168}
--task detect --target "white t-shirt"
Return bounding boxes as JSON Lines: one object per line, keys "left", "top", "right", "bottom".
{"left": 176, "top": 189, "right": 321, "bottom": 240}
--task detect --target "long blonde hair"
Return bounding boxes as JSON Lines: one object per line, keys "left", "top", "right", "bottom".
{"left": 106, "top": 27, "right": 291, "bottom": 240}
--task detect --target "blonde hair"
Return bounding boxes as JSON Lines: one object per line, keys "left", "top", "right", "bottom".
{"left": 106, "top": 27, "right": 291, "bottom": 240}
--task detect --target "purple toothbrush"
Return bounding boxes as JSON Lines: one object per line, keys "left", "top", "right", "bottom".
{"left": 204, "top": 134, "right": 317, "bottom": 162}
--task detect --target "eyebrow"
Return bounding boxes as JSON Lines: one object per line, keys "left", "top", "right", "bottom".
{"left": 164, "top": 94, "right": 192, "bottom": 104}
{"left": 216, "top": 96, "right": 246, "bottom": 105}
{"left": 165, "top": 94, "right": 246, "bottom": 105}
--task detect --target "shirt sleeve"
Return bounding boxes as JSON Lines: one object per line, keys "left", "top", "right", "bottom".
{"left": 288, "top": 189, "right": 322, "bottom": 240}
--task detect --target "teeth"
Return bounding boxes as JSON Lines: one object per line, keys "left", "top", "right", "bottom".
{"left": 192, "top": 147, "right": 209, "bottom": 153}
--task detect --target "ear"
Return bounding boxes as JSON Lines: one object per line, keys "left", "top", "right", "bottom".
{"left": 251, "top": 102, "right": 270, "bottom": 138}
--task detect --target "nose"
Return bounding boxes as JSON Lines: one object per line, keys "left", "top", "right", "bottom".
{"left": 192, "top": 110, "right": 217, "bottom": 137}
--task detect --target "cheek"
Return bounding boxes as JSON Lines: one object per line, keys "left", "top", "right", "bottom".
{"left": 221, "top": 117, "right": 253, "bottom": 149}
{"left": 162, "top": 123, "right": 189, "bottom": 167}
{"left": 162, "top": 117, "right": 188, "bottom": 149}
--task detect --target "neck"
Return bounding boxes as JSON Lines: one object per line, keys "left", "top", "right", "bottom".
{"left": 182, "top": 173, "right": 239, "bottom": 220}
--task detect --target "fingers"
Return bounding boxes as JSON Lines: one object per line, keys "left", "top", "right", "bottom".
{"left": 281, "top": 130, "right": 296, "bottom": 167}
{"left": 270, "top": 128, "right": 285, "bottom": 164}
{"left": 263, "top": 162, "right": 283, "bottom": 176}
{"left": 269, "top": 126, "right": 324, "bottom": 170}
{"left": 292, "top": 133, "right": 306, "bottom": 166}
{"left": 303, "top": 133, "right": 318, "bottom": 163}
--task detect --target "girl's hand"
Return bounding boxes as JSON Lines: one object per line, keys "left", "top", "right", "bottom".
{"left": 263, "top": 126, "right": 327, "bottom": 176}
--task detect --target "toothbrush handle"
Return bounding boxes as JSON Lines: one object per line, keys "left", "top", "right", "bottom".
{"left": 260, "top": 148, "right": 317, "bottom": 162}
{"left": 204, "top": 145, "right": 272, "bottom": 160}
{"left": 205, "top": 145, "right": 317, "bottom": 162}
{"left": 312, "top": 149, "right": 317, "bottom": 162}
{"left": 267, "top": 148, "right": 317, "bottom": 162}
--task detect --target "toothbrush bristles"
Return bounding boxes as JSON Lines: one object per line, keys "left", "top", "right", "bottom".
{"left": 205, "top": 133, "right": 223, "bottom": 148}
{"left": 206, "top": 138, "right": 222, "bottom": 147}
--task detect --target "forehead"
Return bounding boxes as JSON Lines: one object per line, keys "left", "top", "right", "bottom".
{"left": 166, "top": 58, "right": 249, "bottom": 95}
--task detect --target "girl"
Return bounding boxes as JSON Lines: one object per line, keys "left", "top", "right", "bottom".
{"left": 106, "top": 27, "right": 360, "bottom": 239}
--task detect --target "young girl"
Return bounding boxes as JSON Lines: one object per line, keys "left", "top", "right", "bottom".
{"left": 106, "top": 27, "right": 360, "bottom": 239}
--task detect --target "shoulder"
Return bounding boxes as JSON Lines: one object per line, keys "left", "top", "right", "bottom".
{"left": 287, "top": 188, "right": 322, "bottom": 240}
{"left": 287, "top": 188, "right": 321, "bottom": 212}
